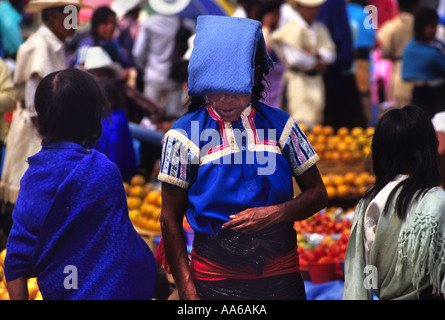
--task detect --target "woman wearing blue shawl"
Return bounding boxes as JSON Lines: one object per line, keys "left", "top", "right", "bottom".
{"left": 4, "top": 69, "right": 157, "bottom": 300}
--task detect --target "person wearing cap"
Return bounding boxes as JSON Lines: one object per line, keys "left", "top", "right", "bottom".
{"left": 158, "top": 15, "right": 327, "bottom": 300}
{"left": 270, "top": 0, "right": 336, "bottom": 129}
{"left": 0, "top": 0, "right": 82, "bottom": 232}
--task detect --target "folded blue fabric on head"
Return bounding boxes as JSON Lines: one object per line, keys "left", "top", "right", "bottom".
{"left": 188, "top": 15, "right": 273, "bottom": 97}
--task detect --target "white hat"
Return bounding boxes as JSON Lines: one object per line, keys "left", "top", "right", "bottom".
{"left": 84, "top": 46, "right": 123, "bottom": 79}
{"left": 110, "top": 0, "right": 143, "bottom": 17}
{"left": 25, "top": 0, "right": 90, "bottom": 13}
{"left": 292, "top": 0, "right": 326, "bottom": 7}
{"left": 148, "top": 0, "right": 191, "bottom": 15}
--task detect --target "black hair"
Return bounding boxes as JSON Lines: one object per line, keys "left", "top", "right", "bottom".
{"left": 34, "top": 69, "right": 108, "bottom": 148}
{"left": 414, "top": 7, "right": 438, "bottom": 40}
{"left": 91, "top": 6, "right": 116, "bottom": 43}
{"left": 252, "top": 0, "right": 284, "bottom": 22}
{"left": 397, "top": 0, "right": 419, "bottom": 13}
{"left": 361, "top": 105, "right": 441, "bottom": 220}
{"left": 185, "top": 41, "right": 271, "bottom": 114}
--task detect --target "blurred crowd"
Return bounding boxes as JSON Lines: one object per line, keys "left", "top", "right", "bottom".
{"left": 1, "top": 0, "right": 445, "bottom": 242}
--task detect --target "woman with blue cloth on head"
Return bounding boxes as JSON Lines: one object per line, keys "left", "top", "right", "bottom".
{"left": 158, "top": 15, "right": 327, "bottom": 300}
{"left": 4, "top": 69, "right": 157, "bottom": 300}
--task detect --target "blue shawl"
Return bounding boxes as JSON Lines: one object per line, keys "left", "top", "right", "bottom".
{"left": 4, "top": 140, "right": 156, "bottom": 299}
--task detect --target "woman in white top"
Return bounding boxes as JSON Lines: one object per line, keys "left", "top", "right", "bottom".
{"left": 344, "top": 105, "right": 445, "bottom": 300}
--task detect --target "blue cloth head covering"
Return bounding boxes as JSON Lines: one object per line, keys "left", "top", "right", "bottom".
{"left": 187, "top": 15, "right": 273, "bottom": 97}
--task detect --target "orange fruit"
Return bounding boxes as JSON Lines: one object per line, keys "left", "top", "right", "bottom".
{"left": 351, "top": 127, "right": 364, "bottom": 137}
{"left": 0, "top": 249, "right": 6, "bottom": 268}
{"left": 337, "top": 184, "right": 350, "bottom": 197}
{"left": 129, "top": 185, "right": 146, "bottom": 198}
{"left": 331, "top": 174, "right": 345, "bottom": 187}
{"left": 344, "top": 172, "right": 357, "bottom": 184}
{"left": 145, "top": 190, "right": 161, "bottom": 205}
{"left": 326, "top": 185, "right": 337, "bottom": 198}
{"left": 340, "top": 151, "right": 353, "bottom": 162}
{"left": 311, "top": 124, "right": 324, "bottom": 135}
{"left": 337, "top": 127, "right": 349, "bottom": 137}
{"left": 323, "top": 126, "right": 335, "bottom": 136}
{"left": 130, "top": 174, "right": 146, "bottom": 186}
{"left": 322, "top": 175, "right": 332, "bottom": 187}
{"left": 127, "top": 197, "right": 142, "bottom": 210}
{"left": 128, "top": 209, "right": 140, "bottom": 222}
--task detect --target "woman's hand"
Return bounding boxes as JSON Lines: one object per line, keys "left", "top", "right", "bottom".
{"left": 222, "top": 204, "right": 285, "bottom": 233}
{"left": 223, "top": 165, "right": 328, "bottom": 234}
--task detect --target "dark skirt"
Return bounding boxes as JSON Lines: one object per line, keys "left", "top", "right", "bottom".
{"left": 194, "top": 272, "right": 307, "bottom": 300}
{"left": 192, "top": 223, "right": 306, "bottom": 300}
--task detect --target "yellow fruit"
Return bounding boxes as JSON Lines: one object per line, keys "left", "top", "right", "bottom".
{"left": 140, "top": 203, "right": 157, "bottom": 219}
{"left": 129, "top": 185, "right": 146, "bottom": 198}
{"left": 322, "top": 175, "right": 332, "bottom": 187}
{"left": 311, "top": 124, "right": 324, "bottom": 135}
{"left": 331, "top": 174, "right": 345, "bottom": 187}
{"left": 344, "top": 172, "right": 357, "bottom": 184}
{"left": 127, "top": 197, "right": 142, "bottom": 210}
{"left": 0, "top": 249, "right": 6, "bottom": 267}
{"left": 27, "top": 278, "right": 39, "bottom": 300}
{"left": 130, "top": 174, "right": 146, "bottom": 186}
{"left": 145, "top": 190, "right": 161, "bottom": 205}
{"left": 337, "top": 184, "right": 350, "bottom": 197}
{"left": 351, "top": 126, "right": 364, "bottom": 137}
{"left": 129, "top": 209, "right": 140, "bottom": 222}
{"left": 323, "top": 126, "right": 335, "bottom": 136}
{"left": 326, "top": 185, "right": 337, "bottom": 198}
{"left": 34, "top": 291, "right": 43, "bottom": 300}
{"left": 340, "top": 151, "right": 353, "bottom": 162}
{"left": 365, "top": 127, "right": 375, "bottom": 137}
{"left": 337, "top": 127, "right": 349, "bottom": 137}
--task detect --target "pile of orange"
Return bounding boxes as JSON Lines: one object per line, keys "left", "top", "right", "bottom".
{"left": 323, "top": 172, "right": 376, "bottom": 199}
{"left": 305, "top": 125, "right": 374, "bottom": 163}
{"left": 0, "top": 249, "right": 42, "bottom": 300}
{"left": 125, "top": 175, "right": 162, "bottom": 233}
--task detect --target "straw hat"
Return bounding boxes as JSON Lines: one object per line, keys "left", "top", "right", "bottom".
{"left": 83, "top": 46, "right": 123, "bottom": 80}
{"left": 25, "top": 0, "right": 90, "bottom": 13}
{"left": 290, "top": 0, "right": 326, "bottom": 7}
{"left": 147, "top": 0, "right": 191, "bottom": 15}
{"left": 110, "top": 0, "right": 143, "bottom": 17}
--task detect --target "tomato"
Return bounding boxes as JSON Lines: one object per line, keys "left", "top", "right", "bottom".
{"left": 328, "top": 242, "right": 340, "bottom": 257}
{"left": 318, "top": 256, "right": 335, "bottom": 264}
{"left": 314, "top": 245, "right": 327, "bottom": 259}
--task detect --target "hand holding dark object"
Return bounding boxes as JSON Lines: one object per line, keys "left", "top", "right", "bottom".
{"left": 222, "top": 165, "right": 327, "bottom": 233}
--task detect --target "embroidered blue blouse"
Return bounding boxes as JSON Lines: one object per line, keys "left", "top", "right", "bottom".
{"left": 4, "top": 140, "right": 156, "bottom": 299}
{"left": 158, "top": 102, "right": 319, "bottom": 234}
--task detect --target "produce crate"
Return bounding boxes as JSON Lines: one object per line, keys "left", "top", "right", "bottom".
{"left": 316, "top": 158, "right": 372, "bottom": 176}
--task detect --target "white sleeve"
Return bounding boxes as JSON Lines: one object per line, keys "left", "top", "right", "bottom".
{"left": 433, "top": 112, "right": 445, "bottom": 133}
{"left": 281, "top": 45, "right": 317, "bottom": 71}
